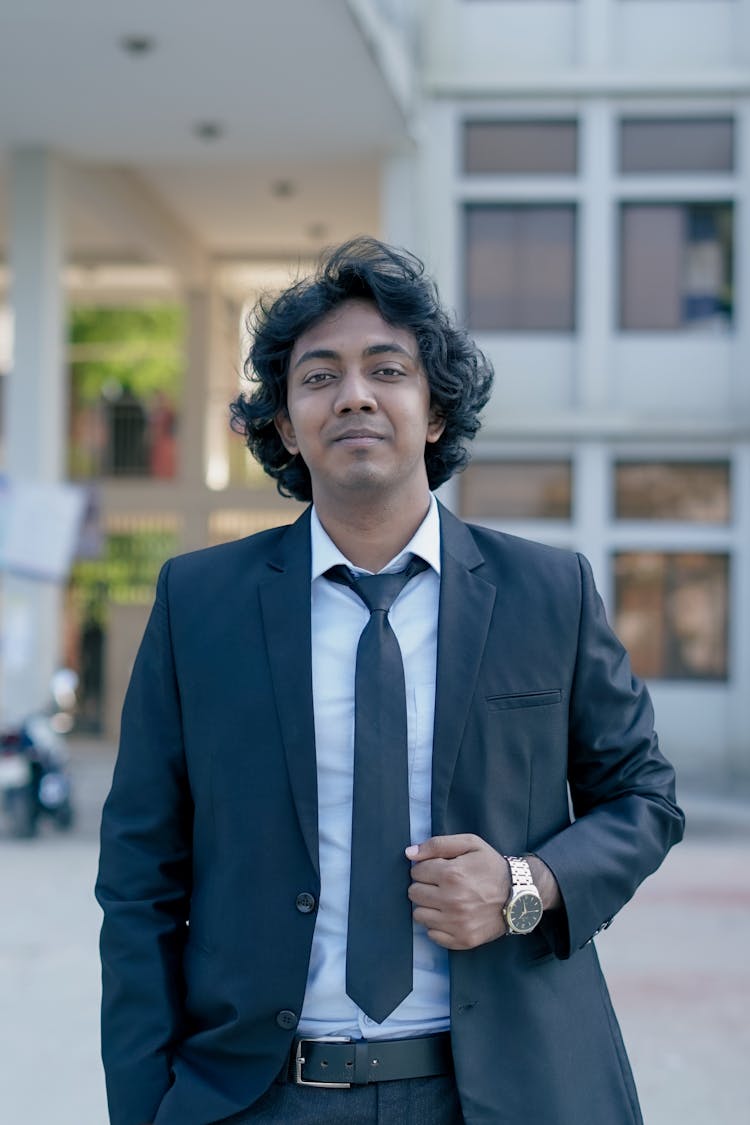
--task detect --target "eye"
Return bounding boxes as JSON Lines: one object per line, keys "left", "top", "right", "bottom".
{"left": 302, "top": 370, "right": 336, "bottom": 386}
{"left": 373, "top": 365, "right": 406, "bottom": 379}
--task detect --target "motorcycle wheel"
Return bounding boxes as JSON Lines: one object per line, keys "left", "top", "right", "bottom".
{"left": 54, "top": 800, "right": 75, "bottom": 831}
{"left": 6, "top": 787, "right": 37, "bottom": 838}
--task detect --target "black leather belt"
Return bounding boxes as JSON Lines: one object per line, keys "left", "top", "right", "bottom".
{"left": 279, "top": 1032, "right": 453, "bottom": 1088}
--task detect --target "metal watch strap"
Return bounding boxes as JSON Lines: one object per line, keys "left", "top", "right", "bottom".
{"left": 506, "top": 855, "right": 535, "bottom": 889}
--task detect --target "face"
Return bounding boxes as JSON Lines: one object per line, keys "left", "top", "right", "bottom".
{"left": 275, "top": 299, "right": 445, "bottom": 508}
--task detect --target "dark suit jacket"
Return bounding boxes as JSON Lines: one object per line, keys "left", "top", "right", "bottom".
{"left": 96, "top": 502, "right": 684, "bottom": 1125}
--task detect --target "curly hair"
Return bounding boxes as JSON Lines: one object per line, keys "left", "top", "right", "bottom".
{"left": 229, "top": 237, "right": 494, "bottom": 501}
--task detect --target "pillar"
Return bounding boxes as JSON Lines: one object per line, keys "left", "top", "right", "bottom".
{"left": 1, "top": 149, "right": 67, "bottom": 724}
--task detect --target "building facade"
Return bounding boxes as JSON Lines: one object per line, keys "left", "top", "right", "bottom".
{"left": 401, "top": 0, "right": 750, "bottom": 783}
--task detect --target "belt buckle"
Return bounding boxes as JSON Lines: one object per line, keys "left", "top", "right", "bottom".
{"left": 294, "top": 1035, "right": 352, "bottom": 1088}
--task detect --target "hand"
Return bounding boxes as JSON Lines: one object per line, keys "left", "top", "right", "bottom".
{"left": 405, "top": 834, "right": 510, "bottom": 950}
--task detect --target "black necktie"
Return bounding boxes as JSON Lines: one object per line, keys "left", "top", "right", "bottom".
{"left": 326, "top": 555, "right": 429, "bottom": 1023}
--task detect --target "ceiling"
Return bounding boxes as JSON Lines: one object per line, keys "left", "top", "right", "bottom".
{"left": 0, "top": 0, "right": 413, "bottom": 273}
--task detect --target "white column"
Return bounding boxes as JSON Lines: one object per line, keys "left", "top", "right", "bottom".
{"left": 380, "top": 153, "right": 418, "bottom": 250}
{"left": 577, "top": 0, "right": 614, "bottom": 69}
{"left": 730, "top": 103, "right": 750, "bottom": 415}
{"left": 205, "top": 289, "right": 240, "bottom": 496}
{"left": 576, "top": 102, "right": 614, "bottom": 414}
{"left": 728, "top": 444, "right": 750, "bottom": 779}
{"left": 733, "top": 0, "right": 750, "bottom": 67}
{"left": 179, "top": 286, "right": 215, "bottom": 551}
{"left": 573, "top": 442, "right": 610, "bottom": 605}
{"left": 1, "top": 149, "right": 67, "bottom": 724}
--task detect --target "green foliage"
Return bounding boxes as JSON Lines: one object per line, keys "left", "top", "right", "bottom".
{"left": 70, "top": 304, "right": 183, "bottom": 345}
{"left": 69, "top": 305, "right": 184, "bottom": 404}
{"left": 71, "top": 528, "right": 179, "bottom": 609}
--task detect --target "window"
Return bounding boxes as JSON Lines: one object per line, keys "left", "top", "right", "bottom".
{"left": 614, "top": 552, "right": 729, "bottom": 680}
{"left": 615, "top": 461, "right": 730, "bottom": 522}
{"left": 464, "top": 120, "right": 578, "bottom": 175}
{"left": 460, "top": 460, "right": 572, "bottom": 519}
{"left": 619, "top": 118, "right": 734, "bottom": 174}
{"left": 465, "top": 205, "right": 577, "bottom": 330}
{"left": 620, "top": 203, "right": 733, "bottom": 330}
{"left": 68, "top": 305, "right": 184, "bottom": 479}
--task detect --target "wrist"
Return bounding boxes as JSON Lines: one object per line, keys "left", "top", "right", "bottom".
{"left": 526, "top": 854, "right": 562, "bottom": 913}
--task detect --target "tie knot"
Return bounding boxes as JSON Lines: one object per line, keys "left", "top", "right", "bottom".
{"left": 325, "top": 556, "right": 428, "bottom": 615}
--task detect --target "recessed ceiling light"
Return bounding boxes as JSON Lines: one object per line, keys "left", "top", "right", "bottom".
{"left": 271, "top": 179, "right": 295, "bottom": 199}
{"left": 193, "top": 122, "right": 223, "bottom": 142}
{"left": 120, "top": 35, "right": 156, "bottom": 56}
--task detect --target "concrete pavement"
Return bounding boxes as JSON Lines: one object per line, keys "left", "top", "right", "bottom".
{"left": 1, "top": 739, "right": 749, "bottom": 1124}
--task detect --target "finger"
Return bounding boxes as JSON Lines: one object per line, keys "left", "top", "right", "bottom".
{"left": 411, "top": 905, "right": 446, "bottom": 930}
{"left": 407, "top": 881, "right": 443, "bottom": 907}
{"left": 425, "top": 927, "right": 467, "bottom": 950}
{"left": 408, "top": 858, "right": 448, "bottom": 885}
{"left": 405, "top": 834, "right": 481, "bottom": 862}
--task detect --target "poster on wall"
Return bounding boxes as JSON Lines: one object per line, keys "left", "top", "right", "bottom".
{"left": 0, "top": 477, "right": 87, "bottom": 582}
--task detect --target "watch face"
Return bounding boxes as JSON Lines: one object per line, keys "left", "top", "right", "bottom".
{"left": 508, "top": 891, "right": 543, "bottom": 933}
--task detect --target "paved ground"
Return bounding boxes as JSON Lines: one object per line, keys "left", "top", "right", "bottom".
{"left": 1, "top": 738, "right": 749, "bottom": 1125}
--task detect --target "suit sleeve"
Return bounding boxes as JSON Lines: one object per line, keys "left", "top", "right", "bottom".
{"left": 95, "top": 560, "right": 192, "bottom": 1125}
{"left": 534, "top": 552, "right": 685, "bottom": 958}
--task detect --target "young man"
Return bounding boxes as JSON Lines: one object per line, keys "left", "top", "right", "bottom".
{"left": 97, "top": 238, "right": 684, "bottom": 1125}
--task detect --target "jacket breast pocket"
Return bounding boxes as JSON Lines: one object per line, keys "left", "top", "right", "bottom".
{"left": 486, "top": 689, "right": 562, "bottom": 712}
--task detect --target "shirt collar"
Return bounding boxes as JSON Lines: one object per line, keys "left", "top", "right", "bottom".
{"left": 310, "top": 493, "right": 441, "bottom": 580}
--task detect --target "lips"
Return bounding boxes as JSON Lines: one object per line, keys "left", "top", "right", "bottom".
{"left": 331, "top": 428, "right": 385, "bottom": 443}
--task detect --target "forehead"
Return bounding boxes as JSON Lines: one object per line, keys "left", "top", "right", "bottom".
{"left": 289, "top": 299, "right": 419, "bottom": 367}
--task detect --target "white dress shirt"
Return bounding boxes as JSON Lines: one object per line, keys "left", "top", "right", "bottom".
{"left": 298, "top": 494, "right": 451, "bottom": 1040}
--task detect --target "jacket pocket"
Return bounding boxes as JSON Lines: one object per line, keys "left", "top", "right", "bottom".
{"left": 486, "top": 689, "right": 562, "bottom": 712}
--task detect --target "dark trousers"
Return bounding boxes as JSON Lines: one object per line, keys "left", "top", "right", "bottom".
{"left": 215, "top": 1074, "right": 464, "bottom": 1124}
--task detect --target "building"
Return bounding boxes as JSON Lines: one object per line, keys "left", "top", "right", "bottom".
{"left": 1, "top": 0, "right": 748, "bottom": 781}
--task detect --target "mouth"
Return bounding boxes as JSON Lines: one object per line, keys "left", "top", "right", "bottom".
{"left": 332, "top": 429, "right": 385, "bottom": 445}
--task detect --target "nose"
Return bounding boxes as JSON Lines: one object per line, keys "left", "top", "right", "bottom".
{"left": 333, "top": 369, "right": 377, "bottom": 414}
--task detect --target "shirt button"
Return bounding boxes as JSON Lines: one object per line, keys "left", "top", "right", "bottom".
{"left": 295, "top": 892, "right": 317, "bottom": 914}
{"left": 276, "top": 1010, "right": 298, "bottom": 1030}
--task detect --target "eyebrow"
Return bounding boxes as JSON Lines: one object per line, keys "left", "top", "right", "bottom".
{"left": 292, "top": 341, "right": 416, "bottom": 370}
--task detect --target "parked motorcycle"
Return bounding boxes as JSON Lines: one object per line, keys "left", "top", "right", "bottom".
{"left": 0, "top": 671, "right": 77, "bottom": 838}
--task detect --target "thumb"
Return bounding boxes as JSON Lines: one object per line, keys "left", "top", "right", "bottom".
{"left": 405, "top": 833, "right": 482, "bottom": 862}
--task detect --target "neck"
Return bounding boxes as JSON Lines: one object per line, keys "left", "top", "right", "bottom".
{"left": 314, "top": 489, "right": 432, "bottom": 572}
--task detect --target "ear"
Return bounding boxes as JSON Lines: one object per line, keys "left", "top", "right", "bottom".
{"left": 426, "top": 408, "right": 447, "bottom": 445}
{"left": 274, "top": 408, "right": 298, "bottom": 455}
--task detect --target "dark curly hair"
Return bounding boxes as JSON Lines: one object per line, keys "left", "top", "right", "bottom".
{"left": 229, "top": 237, "right": 494, "bottom": 501}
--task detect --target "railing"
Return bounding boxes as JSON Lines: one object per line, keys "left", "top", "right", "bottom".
{"left": 69, "top": 393, "right": 178, "bottom": 480}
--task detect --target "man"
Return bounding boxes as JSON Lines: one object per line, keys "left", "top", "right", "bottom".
{"left": 96, "top": 238, "right": 684, "bottom": 1125}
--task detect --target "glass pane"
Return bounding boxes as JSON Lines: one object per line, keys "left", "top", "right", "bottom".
{"left": 620, "top": 118, "right": 734, "bottom": 174}
{"left": 614, "top": 552, "right": 729, "bottom": 680}
{"left": 683, "top": 204, "right": 733, "bottom": 327}
{"left": 620, "top": 205, "right": 682, "bottom": 329}
{"left": 466, "top": 205, "right": 576, "bottom": 330}
{"left": 620, "top": 203, "right": 733, "bottom": 331}
{"left": 464, "top": 120, "right": 578, "bottom": 175}
{"left": 615, "top": 462, "right": 730, "bottom": 522}
{"left": 460, "top": 460, "right": 572, "bottom": 519}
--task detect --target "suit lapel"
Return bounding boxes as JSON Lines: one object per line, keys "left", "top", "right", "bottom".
{"left": 431, "top": 504, "right": 496, "bottom": 834}
{"left": 259, "top": 508, "right": 319, "bottom": 877}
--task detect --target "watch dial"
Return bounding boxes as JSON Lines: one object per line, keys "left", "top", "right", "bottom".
{"left": 509, "top": 892, "right": 543, "bottom": 933}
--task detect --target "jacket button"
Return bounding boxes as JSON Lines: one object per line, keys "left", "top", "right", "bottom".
{"left": 295, "top": 892, "right": 317, "bottom": 914}
{"left": 276, "top": 1010, "right": 298, "bottom": 1030}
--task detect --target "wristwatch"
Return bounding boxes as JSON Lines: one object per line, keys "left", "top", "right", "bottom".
{"left": 503, "top": 856, "right": 544, "bottom": 935}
